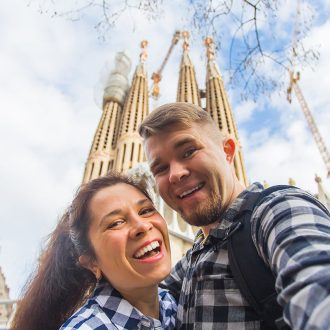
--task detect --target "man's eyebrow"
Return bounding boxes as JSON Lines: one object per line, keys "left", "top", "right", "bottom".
{"left": 173, "top": 137, "right": 194, "bottom": 149}
{"left": 150, "top": 137, "right": 195, "bottom": 170}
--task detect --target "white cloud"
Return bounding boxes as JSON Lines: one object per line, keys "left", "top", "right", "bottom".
{"left": 234, "top": 100, "right": 259, "bottom": 124}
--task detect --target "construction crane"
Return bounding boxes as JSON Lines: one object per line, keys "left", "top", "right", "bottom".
{"left": 150, "top": 31, "right": 181, "bottom": 99}
{"left": 287, "top": 0, "right": 330, "bottom": 177}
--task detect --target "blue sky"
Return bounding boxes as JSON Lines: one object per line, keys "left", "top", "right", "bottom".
{"left": 0, "top": 0, "right": 330, "bottom": 299}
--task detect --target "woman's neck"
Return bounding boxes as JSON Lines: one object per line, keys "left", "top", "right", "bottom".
{"left": 120, "top": 285, "right": 160, "bottom": 320}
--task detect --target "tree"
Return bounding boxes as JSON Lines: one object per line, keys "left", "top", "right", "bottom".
{"left": 28, "top": 0, "right": 320, "bottom": 100}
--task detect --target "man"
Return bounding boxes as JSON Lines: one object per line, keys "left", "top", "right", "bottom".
{"left": 139, "top": 102, "right": 330, "bottom": 329}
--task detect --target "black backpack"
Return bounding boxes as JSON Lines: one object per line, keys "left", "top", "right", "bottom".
{"left": 227, "top": 185, "right": 330, "bottom": 329}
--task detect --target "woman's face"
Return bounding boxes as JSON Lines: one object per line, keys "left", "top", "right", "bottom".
{"left": 85, "top": 183, "right": 171, "bottom": 294}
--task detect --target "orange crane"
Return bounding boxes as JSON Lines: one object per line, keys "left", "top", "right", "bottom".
{"left": 150, "top": 31, "right": 181, "bottom": 99}
{"left": 287, "top": 0, "right": 330, "bottom": 177}
{"left": 287, "top": 72, "right": 330, "bottom": 177}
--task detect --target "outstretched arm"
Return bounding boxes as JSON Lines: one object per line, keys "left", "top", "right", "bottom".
{"left": 161, "top": 251, "right": 190, "bottom": 301}
{"left": 252, "top": 188, "right": 330, "bottom": 329}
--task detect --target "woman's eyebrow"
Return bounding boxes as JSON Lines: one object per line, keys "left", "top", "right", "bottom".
{"left": 99, "top": 198, "right": 150, "bottom": 226}
{"left": 136, "top": 198, "right": 150, "bottom": 206}
{"left": 100, "top": 209, "right": 122, "bottom": 226}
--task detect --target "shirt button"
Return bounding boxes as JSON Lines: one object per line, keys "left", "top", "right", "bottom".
{"left": 141, "top": 320, "right": 151, "bottom": 327}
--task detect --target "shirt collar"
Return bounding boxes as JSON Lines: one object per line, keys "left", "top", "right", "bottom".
{"left": 93, "top": 281, "right": 176, "bottom": 329}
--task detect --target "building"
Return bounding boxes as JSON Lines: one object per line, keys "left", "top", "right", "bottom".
{"left": 0, "top": 267, "right": 13, "bottom": 329}
{"left": 81, "top": 32, "right": 248, "bottom": 262}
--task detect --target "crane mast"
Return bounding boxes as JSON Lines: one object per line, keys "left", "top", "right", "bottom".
{"left": 150, "top": 31, "right": 181, "bottom": 99}
{"left": 287, "top": 71, "right": 330, "bottom": 177}
{"left": 287, "top": 0, "right": 330, "bottom": 177}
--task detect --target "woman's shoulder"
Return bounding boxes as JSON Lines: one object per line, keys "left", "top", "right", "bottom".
{"left": 59, "top": 297, "right": 117, "bottom": 330}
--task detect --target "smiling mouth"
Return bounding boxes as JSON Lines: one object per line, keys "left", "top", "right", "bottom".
{"left": 178, "top": 183, "right": 204, "bottom": 199}
{"left": 134, "top": 241, "right": 161, "bottom": 259}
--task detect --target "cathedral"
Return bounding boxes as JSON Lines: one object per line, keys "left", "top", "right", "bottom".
{"left": 80, "top": 30, "right": 330, "bottom": 262}
{"left": 0, "top": 267, "right": 13, "bottom": 329}
{"left": 82, "top": 31, "right": 252, "bottom": 262}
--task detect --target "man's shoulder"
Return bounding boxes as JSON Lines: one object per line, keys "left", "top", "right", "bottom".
{"left": 253, "top": 184, "right": 328, "bottom": 216}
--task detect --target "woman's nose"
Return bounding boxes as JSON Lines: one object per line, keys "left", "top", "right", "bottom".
{"left": 129, "top": 217, "right": 153, "bottom": 238}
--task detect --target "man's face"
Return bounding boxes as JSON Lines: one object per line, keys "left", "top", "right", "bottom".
{"left": 144, "top": 123, "right": 238, "bottom": 228}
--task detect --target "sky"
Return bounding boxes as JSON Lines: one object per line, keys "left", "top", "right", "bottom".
{"left": 0, "top": 0, "right": 330, "bottom": 299}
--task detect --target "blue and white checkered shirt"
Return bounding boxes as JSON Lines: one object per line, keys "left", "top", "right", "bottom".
{"left": 60, "top": 281, "right": 177, "bottom": 329}
{"left": 163, "top": 183, "right": 330, "bottom": 329}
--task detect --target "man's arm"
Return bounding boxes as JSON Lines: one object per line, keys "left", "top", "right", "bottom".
{"left": 160, "top": 250, "right": 190, "bottom": 301}
{"left": 252, "top": 188, "right": 330, "bottom": 329}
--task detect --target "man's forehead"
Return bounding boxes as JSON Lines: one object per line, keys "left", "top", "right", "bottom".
{"left": 146, "top": 128, "right": 197, "bottom": 149}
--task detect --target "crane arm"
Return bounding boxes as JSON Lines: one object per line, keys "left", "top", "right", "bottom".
{"left": 288, "top": 71, "right": 330, "bottom": 177}
{"left": 151, "top": 31, "right": 181, "bottom": 99}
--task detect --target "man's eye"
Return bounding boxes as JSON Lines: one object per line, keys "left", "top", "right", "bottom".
{"left": 107, "top": 220, "right": 125, "bottom": 229}
{"left": 183, "top": 148, "right": 196, "bottom": 158}
{"left": 139, "top": 207, "right": 156, "bottom": 216}
{"left": 153, "top": 165, "right": 167, "bottom": 176}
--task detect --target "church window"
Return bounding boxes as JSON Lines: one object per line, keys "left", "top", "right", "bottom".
{"left": 99, "top": 161, "right": 103, "bottom": 176}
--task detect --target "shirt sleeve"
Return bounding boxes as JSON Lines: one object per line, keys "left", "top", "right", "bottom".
{"left": 160, "top": 250, "right": 190, "bottom": 301}
{"left": 251, "top": 188, "right": 330, "bottom": 329}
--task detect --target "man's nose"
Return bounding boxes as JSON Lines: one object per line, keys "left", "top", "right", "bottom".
{"left": 169, "top": 161, "right": 189, "bottom": 184}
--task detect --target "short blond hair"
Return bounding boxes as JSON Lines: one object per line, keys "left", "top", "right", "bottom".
{"left": 139, "top": 102, "right": 221, "bottom": 139}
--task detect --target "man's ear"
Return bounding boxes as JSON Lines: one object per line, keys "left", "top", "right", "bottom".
{"left": 223, "top": 137, "right": 236, "bottom": 163}
{"left": 79, "top": 255, "right": 102, "bottom": 280}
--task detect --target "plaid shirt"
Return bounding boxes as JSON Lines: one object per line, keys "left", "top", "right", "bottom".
{"left": 60, "top": 281, "right": 177, "bottom": 329}
{"left": 163, "top": 183, "right": 330, "bottom": 329}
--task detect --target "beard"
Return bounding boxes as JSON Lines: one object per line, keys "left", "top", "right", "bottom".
{"left": 180, "top": 193, "right": 223, "bottom": 227}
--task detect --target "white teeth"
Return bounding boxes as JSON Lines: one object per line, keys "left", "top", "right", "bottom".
{"left": 179, "top": 183, "right": 203, "bottom": 199}
{"left": 134, "top": 241, "right": 160, "bottom": 258}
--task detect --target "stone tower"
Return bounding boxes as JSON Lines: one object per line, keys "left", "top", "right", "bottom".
{"left": 204, "top": 37, "right": 249, "bottom": 186}
{"left": 315, "top": 174, "right": 330, "bottom": 210}
{"left": 82, "top": 51, "right": 131, "bottom": 183}
{"left": 82, "top": 34, "right": 250, "bottom": 263}
{"left": 0, "top": 267, "right": 13, "bottom": 328}
{"left": 176, "top": 31, "right": 201, "bottom": 106}
{"left": 115, "top": 41, "right": 149, "bottom": 173}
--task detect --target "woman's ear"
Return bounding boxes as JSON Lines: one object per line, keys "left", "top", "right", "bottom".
{"left": 223, "top": 137, "right": 236, "bottom": 163}
{"left": 79, "top": 255, "right": 102, "bottom": 280}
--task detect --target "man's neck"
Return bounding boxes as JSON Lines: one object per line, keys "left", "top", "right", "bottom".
{"left": 202, "top": 222, "right": 219, "bottom": 237}
{"left": 202, "top": 182, "right": 246, "bottom": 237}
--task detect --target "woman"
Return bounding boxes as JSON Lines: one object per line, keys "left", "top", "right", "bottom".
{"left": 10, "top": 172, "right": 176, "bottom": 330}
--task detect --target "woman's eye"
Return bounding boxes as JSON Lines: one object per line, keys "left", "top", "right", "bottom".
{"left": 107, "top": 220, "right": 125, "bottom": 229}
{"left": 139, "top": 207, "right": 156, "bottom": 216}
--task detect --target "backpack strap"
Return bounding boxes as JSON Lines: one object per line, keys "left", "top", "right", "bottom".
{"left": 228, "top": 185, "right": 293, "bottom": 329}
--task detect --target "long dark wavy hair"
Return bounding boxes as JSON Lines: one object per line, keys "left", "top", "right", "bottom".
{"left": 10, "top": 172, "right": 152, "bottom": 330}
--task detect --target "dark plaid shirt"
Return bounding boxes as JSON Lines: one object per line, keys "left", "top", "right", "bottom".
{"left": 60, "top": 281, "right": 177, "bottom": 329}
{"left": 163, "top": 183, "right": 330, "bottom": 329}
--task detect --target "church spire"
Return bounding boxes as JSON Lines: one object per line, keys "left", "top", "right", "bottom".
{"left": 204, "top": 36, "right": 248, "bottom": 186}
{"left": 176, "top": 31, "right": 201, "bottom": 105}
{"left": 0, "top": 266, "right": 14, "bottom": 327}
{"left": 315, "top": 174, "right": 330, "bottom": 210}
{"left": 115, "top": 40, "right": 149, "bottom": 173}
{"left": 82, "top": 52, "right": 131, "bottom": 183}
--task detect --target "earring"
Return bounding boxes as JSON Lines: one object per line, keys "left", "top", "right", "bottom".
{"left": 95, "top": 269, "right": 102, "bottom": 282}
